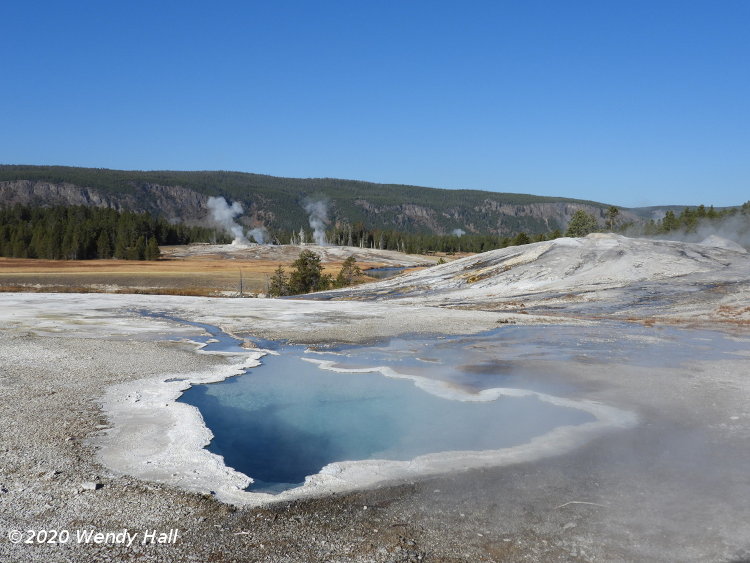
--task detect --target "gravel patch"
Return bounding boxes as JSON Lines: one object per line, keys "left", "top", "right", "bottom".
{"left": 1, "top": 294, "right": 749, "bottom": 561}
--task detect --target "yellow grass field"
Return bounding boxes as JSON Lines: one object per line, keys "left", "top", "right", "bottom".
{"left": 0, "top": 258, "right": 358, "bottom": 296}
{"left": 0, "top": 245, "right": 441, "bottom": 296}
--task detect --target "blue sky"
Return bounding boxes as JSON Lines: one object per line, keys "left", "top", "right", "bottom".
{"left": 2, "top": 1, "right": 748, "bottom": 207}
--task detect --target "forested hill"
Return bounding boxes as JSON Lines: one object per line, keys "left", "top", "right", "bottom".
{"left": 0, "top": 164, "right": 637, "bottom": 236}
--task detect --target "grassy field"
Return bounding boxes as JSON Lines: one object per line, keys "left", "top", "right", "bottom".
{"left": 0, "top": 246, "right": 450, "bottom": 296}
{"left": 0, "top": 258, "right": 362, "bottom": 296}
{"left": 0, "top": 258, "right": 260, "bottom": 295}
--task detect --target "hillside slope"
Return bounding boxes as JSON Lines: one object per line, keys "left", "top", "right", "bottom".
{"left": 315, "top": 234, "right": 750, "bottom": 323}
{"left": 0, "top": 165, "right": 638, "bottom": 236}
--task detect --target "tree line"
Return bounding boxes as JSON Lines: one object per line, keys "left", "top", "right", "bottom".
{"left": 273, "top": 223, "right": 569, "bottom": 255}
{"left": 267, "top": 251, "right": 364, "bottom": 296}
{"left": 270, "top": 210, "right": 615, "bottom": 254}
{"left": 637, "top": 202, "right": 750, "bottom": 235}
{"left": 0, "top": 205, "right": 229, "bottom": 260}
{"left": 567, "top": 202, "right": 750, "bottom": 240}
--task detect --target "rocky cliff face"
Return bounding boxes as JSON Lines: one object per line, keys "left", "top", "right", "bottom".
{"left": 0, "top": 179, "right": 638, "bottom": 236}
{"left": 351, "top": 198, "right": 639, "bottom": 235}
{"left": 0, "top": 180, "right": 122, "bottom": 209}
{"left": 0, "top": 180, "right": 209, "bottom": 223}
{"left": 474, "top": 200, "right": 639, "bottom": 235}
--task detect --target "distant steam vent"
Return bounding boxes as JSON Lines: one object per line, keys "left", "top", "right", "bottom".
{"left": 206, "top": 196, "right": 268, "bottom": 245}
{"left": 207, "top": 196, "right": 249, "bottom": 246}
{"left": 304, "top": 199, "right": 329, "bottom": 246}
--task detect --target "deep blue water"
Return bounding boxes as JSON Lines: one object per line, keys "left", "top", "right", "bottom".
{"left": 149, "top": 312, "right": 748, "bottom": 495}
{"left": 159, "top": 315, "right": 594, "bottom": 494}
{"left": 181, "top": 352, "right": 591, "bottom": 493}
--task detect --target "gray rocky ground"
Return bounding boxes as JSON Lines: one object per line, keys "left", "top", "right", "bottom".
{"left": 1, "top": 235, "right": 749, "bottom": 562}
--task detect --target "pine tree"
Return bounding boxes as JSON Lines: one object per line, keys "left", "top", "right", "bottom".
{"left": 334, "top": 256, "right": 363, "bottom": 288}
{"left": 129, "top": 236, "right": 147, "bottom": 260}
{"left": 565, "top": 210, "right": 598, "bottom": 237}
{"left": 97, "top": 231, "right": 112, "bottom": 258}
{"left": 267, "top": 266, "right": 290, "bottom": 297}
{"left": 47, "top": 223, "right": 64, "bottom": 259}
{"left": 512, "top": 232, "right": 530, "bottom": 246}
{"left": 11, "top": 234, "right": 28, "bottom": 258}
{"left": 145, "top": 236, "right": 160, "bottom": 260}
{"left": 661, "top": 210, "right": 679, "bottom": 232}
{"left": 113, "top": 237, "right": 128, "bottom": 259}
{"left": 30, "top": 226, "right": 46, "bottom": 259}
{"left": 288, "top": 249, "right": 331, "bottom": 294}
{"left": 607, "top": 206, "right": 620, "bottom": 231}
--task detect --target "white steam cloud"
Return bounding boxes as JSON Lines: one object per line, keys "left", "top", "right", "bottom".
{"left": 452, "top": 228, "right": 466, "bottom": 237}
{"left": 636, "top": 214, "right": 750, "bottom": 251}
{"left": 206, "top": 196, "right": 249, "bottom": 246}
{"left": 304, "top": 200, "right": 328, "bottom": 246}
{"left": 247, "top": 227, "right": 268, "bottom": 245}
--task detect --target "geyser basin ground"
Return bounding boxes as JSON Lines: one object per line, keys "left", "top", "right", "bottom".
{"left": 165, "top": 319, "right": 638, "bottom": 503}
{"left": 85, "top": 301, "right": 745, "bottom": 507}
{"left": 3, "top": 292, "right": 750, "bottom": 561}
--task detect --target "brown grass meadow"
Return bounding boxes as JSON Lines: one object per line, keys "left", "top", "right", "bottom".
{"left": 0, "top": 253, "right": 405, "bottom": 297}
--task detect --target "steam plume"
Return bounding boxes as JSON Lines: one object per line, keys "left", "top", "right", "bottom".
{"left": 304, "top": 200, "right": 329, "bottom": 246}
{"left": 206, "top": 196, "right": 249, "bottom": 245}
{"left": 247, "top": 227, "right": 268, "bottom": 245}
{"left": 632, "top": 213, "right": 750, "bottom": 250}
{"left": 688, "top": 214, "right": 750, "bottom": 249}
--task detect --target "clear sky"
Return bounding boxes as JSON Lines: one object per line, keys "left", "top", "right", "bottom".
{"left": 2, "top": 0, "right": 748, "bottom": 207}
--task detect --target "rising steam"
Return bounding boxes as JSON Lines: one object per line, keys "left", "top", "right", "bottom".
{"left": 206, "top": 196, "right": 249, "bottom": 245}
{"left": 247, "top": 227, "right": 268, "bottom": 245}
{"left": 304, "top": 200, "right": 329, "bottom": 246}
{"left": 635, "top": 213, "right": 750, "bottom": 251}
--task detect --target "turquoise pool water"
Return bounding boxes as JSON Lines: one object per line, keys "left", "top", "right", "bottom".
{"left": 161, "top": 315, "right": 594, "bottom": 494}
{"left": 136, "top": 311, "right": 747, "bottom": 495}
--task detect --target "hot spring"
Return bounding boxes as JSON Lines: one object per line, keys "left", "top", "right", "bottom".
{"left": 133, "top": 313, "right": 745, "bottom": 498}
{"left": 181, "top": 350, "right": 596, "bottom": 493}
{"left": 151, "top": 315, "right": 638, "bottom": 496}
